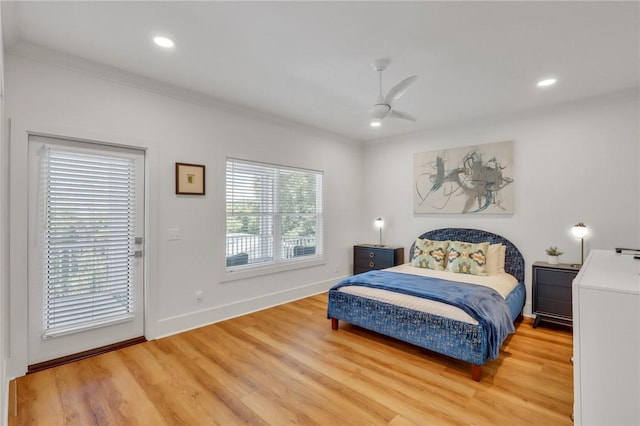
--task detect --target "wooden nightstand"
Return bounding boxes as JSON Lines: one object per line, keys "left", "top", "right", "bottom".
{"left": 353, "top": 245, "right": 404, "bottom": 275}
{"left": 532, "top": 261, "right": 580, "bottom": 328}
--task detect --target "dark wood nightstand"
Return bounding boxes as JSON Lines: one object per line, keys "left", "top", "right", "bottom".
{"left": 353, "top": 245, "right": 404, "bottom": 274}
{"left": 532, "top": 261, "right": 580, "bottom": 328}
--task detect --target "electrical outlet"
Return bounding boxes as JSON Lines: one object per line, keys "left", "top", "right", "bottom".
{"left": 168, "top": 228, "right": 181, "bottom": 241}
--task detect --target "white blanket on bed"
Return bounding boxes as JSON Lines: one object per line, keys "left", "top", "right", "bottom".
{"left": 337, "top": 264, "right": 518, "bottom": 325}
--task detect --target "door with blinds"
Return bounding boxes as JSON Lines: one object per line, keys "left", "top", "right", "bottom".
{"left": 27, "top": 135, "right": 145, "bottom": 365}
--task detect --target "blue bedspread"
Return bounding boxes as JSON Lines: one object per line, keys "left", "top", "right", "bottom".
{"left": 331, "top": 270, "right": 515, "bottom": 360}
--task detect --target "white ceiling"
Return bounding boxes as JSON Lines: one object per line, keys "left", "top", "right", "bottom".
{"left": 2, "top": 1, "right": 639, "bottom": 142}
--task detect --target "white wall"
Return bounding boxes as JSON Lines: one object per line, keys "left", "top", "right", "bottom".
{"left": 4, "top": 52, "right": 362, "bottom": 377}
{"left": 0, "top": 6, "right": 8, "bottom": 423}
{"left": 5, "top": 45, "right": 638, "bottom": 382}
{"left": 361, "top": 89, "right": 640, "bottom": 315}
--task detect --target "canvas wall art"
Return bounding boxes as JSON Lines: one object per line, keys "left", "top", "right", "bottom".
{"left": 414, "top": 141, "right": 514, "bottom": 214}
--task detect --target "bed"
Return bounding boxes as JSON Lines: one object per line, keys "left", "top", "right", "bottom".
{"left": 327, "top": 228, "right": 525, "bottom": 381}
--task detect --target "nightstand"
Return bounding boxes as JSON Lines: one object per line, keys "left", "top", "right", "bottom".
{"left": 532, "top": 261, "right": 580, "bottom": 328}
{"left": 353, "top": 245, "right": 404, "bottom": 275}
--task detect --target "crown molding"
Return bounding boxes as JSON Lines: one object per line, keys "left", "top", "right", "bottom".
{"left": 6, "top": 41, "right": 358, "bottom": 145}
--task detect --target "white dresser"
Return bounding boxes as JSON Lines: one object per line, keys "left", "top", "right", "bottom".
{"left": 572, "top": 249, "right": 640, "bottom": 425}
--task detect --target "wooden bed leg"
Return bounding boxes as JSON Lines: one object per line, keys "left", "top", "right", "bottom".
{"left": 471, "top": 364, "right": 482, "bottom": 381}
{"left": 330, "top": 318, "right": 339, "bottom": 330}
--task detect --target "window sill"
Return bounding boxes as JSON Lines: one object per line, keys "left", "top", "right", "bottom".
{"left": 220, "top": 256, "right": 325, "bottom": 283}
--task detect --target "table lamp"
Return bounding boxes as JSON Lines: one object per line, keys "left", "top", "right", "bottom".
{"left": 375, "top": 217, "right": 384, "bottom": 246}
{"left": 571, "top": 222, "right": 588, "bottom": 266}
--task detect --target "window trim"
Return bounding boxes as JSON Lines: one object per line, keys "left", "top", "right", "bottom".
{"left": 221, "top": 255, "right": 326, "bottom": 283}
{"left": 222, "top": 157, "right": 324, "bottom": 282}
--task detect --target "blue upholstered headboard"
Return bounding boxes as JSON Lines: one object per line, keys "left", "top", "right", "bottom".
{"left": 410, "top": 228, "right": 525, "bottom": 284}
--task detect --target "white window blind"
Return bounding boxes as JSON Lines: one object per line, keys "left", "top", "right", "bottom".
{"left": 226, "top": 158, "right": 323, "bottom": 270}
{"left": 43, "top": 148, "right": 136, "bottom": 338}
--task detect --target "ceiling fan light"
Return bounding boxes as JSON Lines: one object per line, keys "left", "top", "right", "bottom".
{"left": 370, "top": 103, "right": 391, "bottom": 119}
{"left": 537, "top": 78, "right": 557, "bottom": 87}
{"left": 370, "top": 119, "right": 382, "bottom": 128}
{"left": 153, "top": 36, "right": 175, "bottom": 48}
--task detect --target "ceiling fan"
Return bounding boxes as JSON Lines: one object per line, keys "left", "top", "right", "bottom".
{"left": 369, "top": 59, "right": 418, "bottom": 127}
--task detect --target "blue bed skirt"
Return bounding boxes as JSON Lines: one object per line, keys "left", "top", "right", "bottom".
{"left": 328, "top": 281, "right": 524, "bottom": 365}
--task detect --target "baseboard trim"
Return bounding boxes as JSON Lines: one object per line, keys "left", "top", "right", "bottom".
{"left": 27, "top": 336, "right": 147, "bottom": 374}
{"left": 154, "top": 276, "right": 343, "bottom": 340}
{"left": 2, "top": 358, "right": 8, "bottom": 424}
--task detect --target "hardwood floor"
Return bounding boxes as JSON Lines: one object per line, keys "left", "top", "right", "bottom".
{"left": 9, "top": 293, "right": 573, "bottom": 425}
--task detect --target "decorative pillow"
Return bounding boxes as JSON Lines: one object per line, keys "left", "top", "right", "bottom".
{"left": 412, "top": 239, "right": 449, "bottom": 270}
{"left": 498, "top": 244, "right": 506, "bottom": 273}
{"left": 446, "top": 241, "right": 490, "bottom": 276}
{"left": 486, "top": 243, "right": 503, "bottom": 275}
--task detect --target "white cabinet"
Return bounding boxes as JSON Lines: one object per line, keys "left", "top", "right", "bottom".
{"left": 573, "top": 250, "right": 640, "bottom": 425}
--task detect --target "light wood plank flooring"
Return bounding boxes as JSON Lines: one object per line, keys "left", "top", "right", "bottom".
{"left": 9, "top": 293, "right": 573, "bottom": 425}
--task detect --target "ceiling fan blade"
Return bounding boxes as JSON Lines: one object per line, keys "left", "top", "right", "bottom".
{"left": 384, "top": 75, "right": 418, "bottom": 105}
{"left": 389, "top": 109, "right": 416, "bottom": 121}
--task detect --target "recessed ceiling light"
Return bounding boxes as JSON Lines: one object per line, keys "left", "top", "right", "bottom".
{"left": 153, "top": 36, "right": 175, "bottom": 48}
{"left": 537, "top": 78, "right": 557, "bottom": 87}
{"left": 370, "top": 119, "right": 382, "bottom": 128}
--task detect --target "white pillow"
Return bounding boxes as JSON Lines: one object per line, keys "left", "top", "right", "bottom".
{"left": 498, "top": 244, "right": 506, "bottom": 273}
{"left": 486, "top": 243, "right": 506, "bottom": 275}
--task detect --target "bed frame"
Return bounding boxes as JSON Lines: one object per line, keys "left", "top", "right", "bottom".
{"left": 327, "top": 228, "right": 525, "bottom": 381}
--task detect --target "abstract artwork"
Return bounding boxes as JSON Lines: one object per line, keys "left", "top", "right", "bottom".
{"left": 414, "top": 141, "right": 514, "bottom": 214}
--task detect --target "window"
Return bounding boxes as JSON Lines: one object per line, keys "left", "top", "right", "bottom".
{"left": 43, "top": 148, "right": 137, "bottom": 337}
{"left": 226, "top": 158, "right": 323, "bottom": 271}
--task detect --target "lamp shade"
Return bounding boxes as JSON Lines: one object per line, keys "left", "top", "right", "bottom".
{"left": 374, "top": 217, "right": 384, "bottom": 246}
{"left": 572, "top": 222, "right": 588, "bottom": 239}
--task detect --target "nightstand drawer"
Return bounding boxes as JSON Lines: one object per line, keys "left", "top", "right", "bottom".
{"left": 536, "top": 282, "right": 571, "bottom": 302}
{"left": 356, "top": 259, "right": 387, "bottom": 270}
{"left": 537, "top": 297, "right": 572, "bottom": 318}
{"left": 354, "top": 247, "right": 394, "bottom": 264}
{"left": 536, "top": 269, "right": 575, "bottom": 287}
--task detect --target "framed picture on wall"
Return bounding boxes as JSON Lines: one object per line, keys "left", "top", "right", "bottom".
{"left": 175, "top": 162, "right": 205, "bottom": 195}
{"left": 413, "top": 140, "right": 514, "bottom": 214}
